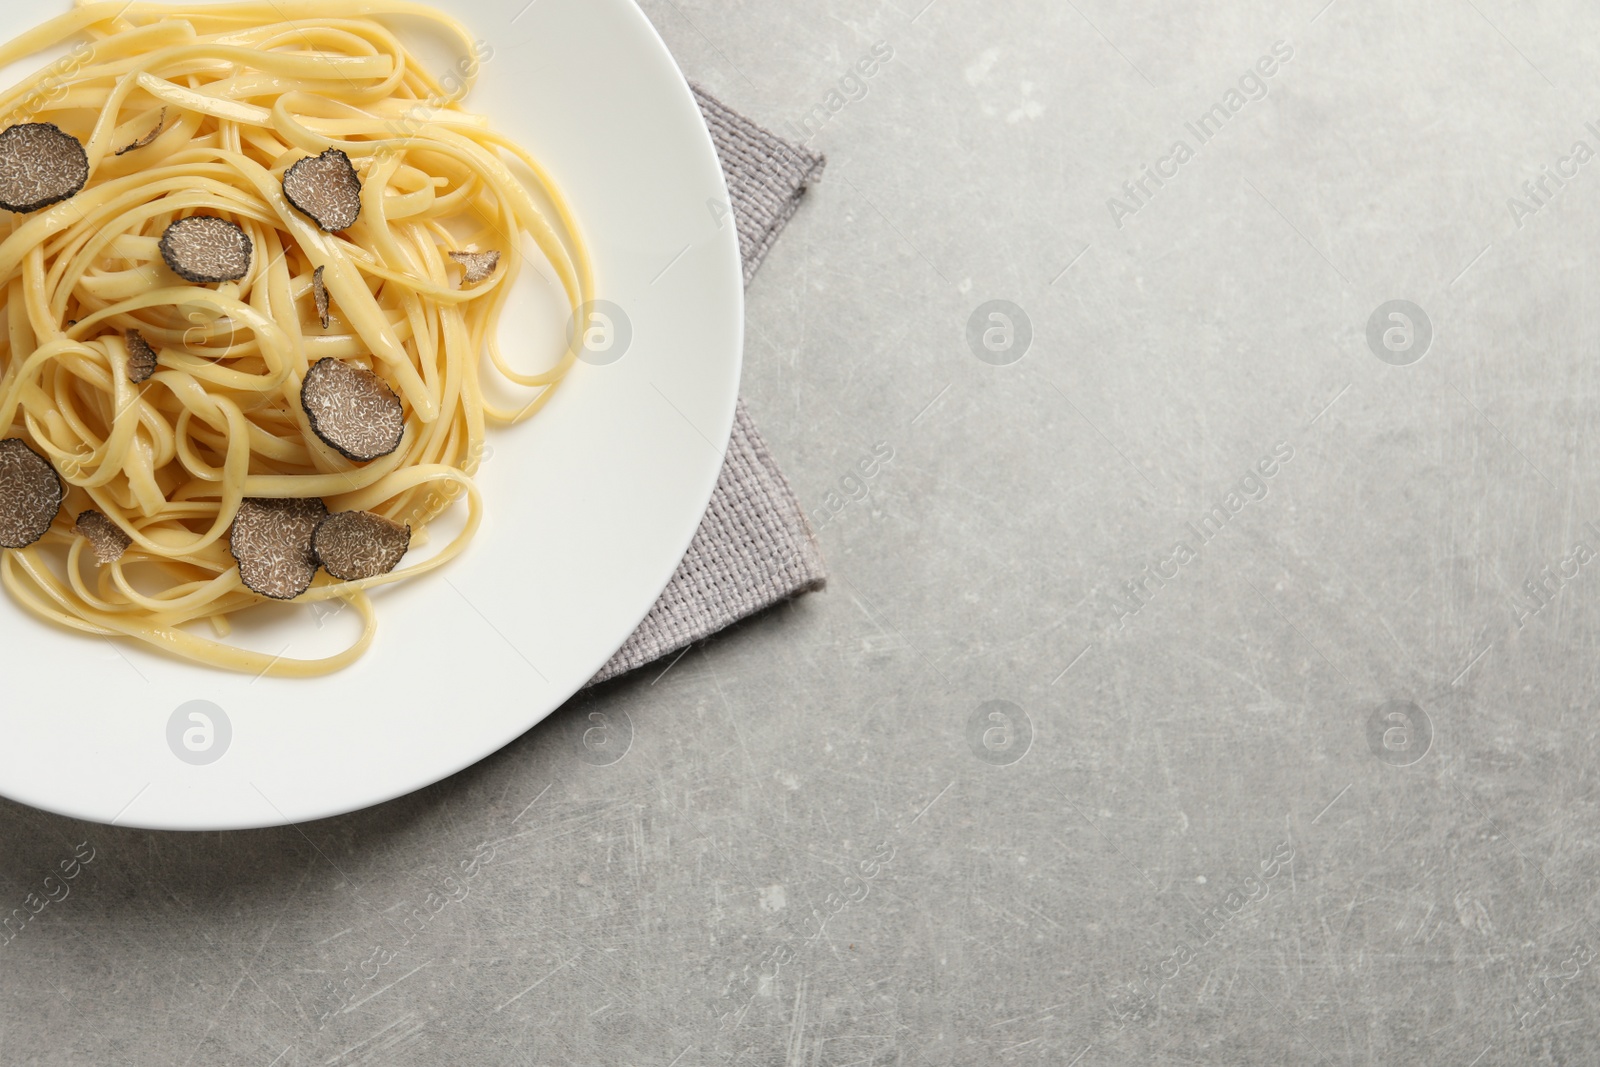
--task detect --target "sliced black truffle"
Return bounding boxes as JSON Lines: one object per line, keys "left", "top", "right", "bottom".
{"left": 125, "top": 329, "right": 156, "bottom": 383}
{"left": 312, "top": 510, "right": 410, "bottom": 581}
{"left": 229, "top": 496, "right": 327, "bottom": 600}
{"left": 0, "top": 438, "right": 63, "bottom": 548}
{"left": 73, "top": 509, "right": 131, "bottom": 564}
{"left": 300, "top": 358, "right": 404, "bottom": 462}
{"left": 0, "top": 122, "right": 89, "bottom": 214}
{"left": 449, "top": 250, "right": 500, "bottom": 287}
{"left": 312, "top": 265, "right": 330, "bottom": 329}
{"left": 115, "top": 108, "right": 167, "bottom": 156}
{"left": 159, "top": 215, "right": 252, "bottom": 283}
{"left": 282, "top": 148, "right": 362, "bottom": 231}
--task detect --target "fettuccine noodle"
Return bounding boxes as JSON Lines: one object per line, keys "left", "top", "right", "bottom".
{"left": 0, "top": 0, "right": 592, "bottom": 675}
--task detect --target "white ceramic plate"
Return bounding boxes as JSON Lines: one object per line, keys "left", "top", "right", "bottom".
{"left": 0, "top": 0, "right": 742, "bottom": 828}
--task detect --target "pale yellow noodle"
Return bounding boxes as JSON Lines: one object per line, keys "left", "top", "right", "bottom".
{"left": 0, "top": 0, "right": 592, "bottom": 675}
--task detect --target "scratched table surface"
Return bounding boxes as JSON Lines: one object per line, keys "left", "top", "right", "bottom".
{"left": 6, "top": 0, "right": 1600, "bottom": 1064}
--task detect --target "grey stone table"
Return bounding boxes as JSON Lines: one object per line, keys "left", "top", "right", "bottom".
{"left": 6, "top": 0, "right": 1600, "bottom": 1063}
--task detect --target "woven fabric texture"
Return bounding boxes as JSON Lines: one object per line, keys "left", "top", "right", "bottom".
{"left": 587, "top": 90, "right": 827, "bottom": 685}
{"left": 692, "top": 84, "right": 828, "bottom": 286}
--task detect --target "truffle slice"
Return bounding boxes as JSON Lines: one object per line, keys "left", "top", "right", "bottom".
{"left": 300, "top": 358, "right": 405, "bottom": 462}
{"left": 125, "top": 329, "right": 156, "bottom": 383}
{"left": 115, "top": 108, "right": 167, "bottom": 156}
{"left": 159, "top": 215, "right": 252, "bottom": 283}
{"left": 312, "top": 510, "right": 410, "bottom": 581}
{"left": 229, "top": 496, "right": 327, "bottom": 600}
{"left": 0, "top": 438, "right": 63, "bottom": 548}
{"left": 312, "top": 265, "right": 330, "bottom": 329}
{"left": 0, "top": 122, "right": 89, "bottom": 214}
{"left": 449, "top": 250, "right": 500, "bottom": 287}
{"left": 73, "top": 509, "right": 131, "bottom": 564}
{"left": 282, "top": 148, "right": 362, "bottom": 231}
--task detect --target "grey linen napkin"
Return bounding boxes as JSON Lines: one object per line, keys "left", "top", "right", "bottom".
{"left": 587, "top": 88, "right": 828, "bottom": 686}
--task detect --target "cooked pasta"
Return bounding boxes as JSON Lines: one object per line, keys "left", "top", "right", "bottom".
{"left": 0, "top": 0, "right": 592, "bottom": 675}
